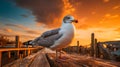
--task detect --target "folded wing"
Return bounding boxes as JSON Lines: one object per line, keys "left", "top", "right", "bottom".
{"left": 32, "top": 28, "right": 63, "bottom": 47}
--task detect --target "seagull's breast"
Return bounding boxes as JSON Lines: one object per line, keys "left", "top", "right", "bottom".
{"left": 60, "top": 23, "right": 75, "bottom": 40}
{"left": 50, "top": 23, "right": 75, "bottom": 49}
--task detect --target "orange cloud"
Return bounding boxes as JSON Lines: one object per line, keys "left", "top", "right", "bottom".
{"left": 62, "top": 0, "right": 75, "bottom": 14}
{"left": 103, "top": 0, "right": 110, "bottom": 3}
{"left": 4, "top": 28, "right": 13, "bottom": 33}
{"left": 91, "top": 11, "right": 96, "bottom": 15}
{"left": 26, "top": 30, "right": 40, "bottom": 34}
{"left": 114, "top": 28, "right": 120, "bottom": 33}
{"left": 104, "top": 14, "right": 119, "bottom": 18}
{"left": 6, "top": 23, "right": 41, "bottom": 35}
{"left": 0, "top": 27, "right": 40, "bottom": 42}
{"left": 113, "top": 5, "right": 120, "bottom": 10}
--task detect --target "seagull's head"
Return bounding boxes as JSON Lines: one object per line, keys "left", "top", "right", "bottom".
{"left": 63, "top": 15, "right": 78, "bottom": 23}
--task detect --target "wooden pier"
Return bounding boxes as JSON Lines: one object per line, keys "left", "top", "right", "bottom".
{"left": 2, "top": 48, "right": 120, "bottom": 67}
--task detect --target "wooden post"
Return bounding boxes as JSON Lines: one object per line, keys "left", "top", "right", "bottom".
{"left": 24, "top": 50, "right": 27, "bottom": 56}
{"left": 94, "top": 38, "right": 97, "bottom": 58}
{"left": 30, "top": 50, "right": 31, "bottom": 55}
{"left": 28, "top": 47, "right": 30, "bottom": 56}
{"left": 91, "top": 33, "right": 95, "bottom": 57}
{"left": 77, "top": 41, "right": 79, "bottom": 53}
{"left": 97, "top": 42, "right": 101, "bottom": 58}
{"left": 8, "top": 51, "right": 11, "bottom": 58}
{"left": 0, "top": 51, "right": 2, "bottom": 67}
{"left": 15, "top": 36, "right": 20, "bottom": 58}
{"left": 15, "top": 36, "right": 20, "bottom": 48}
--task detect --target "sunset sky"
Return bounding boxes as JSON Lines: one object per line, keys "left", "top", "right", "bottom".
{"left": 0, "top": 0, "right": 120, "bottom": 46}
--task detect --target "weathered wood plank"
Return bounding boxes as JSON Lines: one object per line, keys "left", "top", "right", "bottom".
{"left": 30, "top": 53, "right": 50, "bottom": 67}
{"left": 3, "top": 51, "right": 41, "bottom": 67}
{"left": 3, "top": 48, "right": 50, "bottom": 67}
{"left": 19, "top": 52, "right": 38, "bottom": 67}
{"left": 47, "top": 53, "right": 119, "bottom": 67}
{"left": 47, "top": 53, "right": 89, "bottom": 67}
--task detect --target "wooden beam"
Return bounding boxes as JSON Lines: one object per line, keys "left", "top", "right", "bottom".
{"left": 0, "top": 48, "right": 38, "bottom": 52}
{"left": 0, "top": 51, "right": 2, "bottom": 67}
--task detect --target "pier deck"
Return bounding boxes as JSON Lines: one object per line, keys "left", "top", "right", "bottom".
{"left": 3, "top": 48, "right": 120, "bottom": 67}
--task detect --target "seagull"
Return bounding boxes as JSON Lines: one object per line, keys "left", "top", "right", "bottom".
{"left": 31, "top": 15, "right": 78, "bottom": 60}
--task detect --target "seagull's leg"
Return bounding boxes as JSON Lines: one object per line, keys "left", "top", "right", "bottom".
{"left": 59, "top": 49, "right": 62, "bottom": 58}
{"left": 55, "top": 49, "right": 62, "bottom": 62}
{"left": 56, "top": 49, "right": 67, "bottom": 62}
{"left": 56, "top": 50, "right": 58, "bottom": 60}
{"left": 59, "top": 49, "right": 67, "bottom": 62}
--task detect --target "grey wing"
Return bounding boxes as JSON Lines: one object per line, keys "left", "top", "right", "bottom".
{"left": 32, "top": 28, "right": 63, "bottom": 47}
{"left": 41, "top": 28, "right": 60, "bottom": 38}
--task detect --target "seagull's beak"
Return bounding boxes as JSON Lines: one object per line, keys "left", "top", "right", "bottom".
{"left": 72, "top": 19, "right": 78, "bottom": 23}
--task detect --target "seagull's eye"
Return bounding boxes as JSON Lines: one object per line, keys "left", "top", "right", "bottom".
{"left": 66, "top": 17, "right": 70, "bottom": 19}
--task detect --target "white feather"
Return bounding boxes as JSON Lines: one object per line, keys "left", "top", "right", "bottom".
{"left": 50, "top": 22, "right": 75, "bottom": 50}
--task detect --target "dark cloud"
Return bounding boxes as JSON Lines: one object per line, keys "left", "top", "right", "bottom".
{"left": 21, "top": 14, "right": 29, "bottom": 18}
{"left": 15, "top": 0, "right": 64, "bottom": 26}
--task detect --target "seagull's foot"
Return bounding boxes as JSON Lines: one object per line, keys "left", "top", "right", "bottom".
{"left": 55, "top": 59, "right": 61, "bottom": 63}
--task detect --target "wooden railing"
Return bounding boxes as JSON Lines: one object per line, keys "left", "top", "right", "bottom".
{"left": 0, "top": 47, "right": 41, "bottom": 67}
